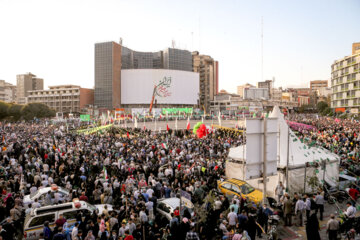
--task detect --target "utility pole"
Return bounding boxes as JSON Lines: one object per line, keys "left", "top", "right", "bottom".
{"left": 286, "top": 126, "right": 290, "bottom": 190}
{"left": 261, "top": 17, "right": 264, "bottom": 83}
{"left": 263, "top": 117, "right": 267, "bottom": 203}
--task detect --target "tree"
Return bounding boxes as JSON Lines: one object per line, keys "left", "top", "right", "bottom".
{"left": 0, "top": 101, "right": 10, "bottom": 119}
{"left": 317, "top": 101, "right": 329, "bottom": 113}
{"left": 7, "top": 104, "right": 22, "bottom": 121}
{"left": 21, "top": 103, "right": 56, "bottom": 120}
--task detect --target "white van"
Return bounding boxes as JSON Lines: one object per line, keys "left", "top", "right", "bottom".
{"left": 23, "top": 200, "right": 113, "bottom": 240}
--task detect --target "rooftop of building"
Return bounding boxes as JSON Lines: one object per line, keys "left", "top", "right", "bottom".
{"left": 48, "top": 85, "right": 81, "bottom": 89}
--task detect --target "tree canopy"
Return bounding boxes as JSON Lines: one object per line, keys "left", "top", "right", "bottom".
{"left": 0, "top": 101, "right": 55, "bottom": 120}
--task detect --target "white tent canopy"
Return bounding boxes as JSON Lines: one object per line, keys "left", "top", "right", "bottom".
{"left": 227, "top": 106, "right": 340, "bottom": 195}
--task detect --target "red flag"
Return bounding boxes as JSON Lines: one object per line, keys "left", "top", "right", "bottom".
{"left": 127, "top": 132, "right": 129, "bottom": 138}
{"left": 186, "top": 118, "right": 190, "bottom": 130}
{"left": 167, "top": 124, "right": 170, "bottom": 131}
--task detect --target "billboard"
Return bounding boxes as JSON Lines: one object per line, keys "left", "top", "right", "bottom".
{"left": 121, "top": 69, "right": 199, "bottom": 105}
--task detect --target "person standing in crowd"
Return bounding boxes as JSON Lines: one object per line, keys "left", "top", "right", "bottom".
{"left": 306, "top": 213, "right": 320, "bottom": 240}
{"left": 295, "top": 195, "right": 305, "bottom": 227}
{"left": 344, "top": 202, "right": 356, "bottom": 231}
{"left": 348, "top": 185, "right": 359, "bottom": 206}
{"left": 227, "top": 207, "right": 238, "bottom": 228}
{"left": 185, "top": 226, "right": 200, "bottom": 240}
{"left": 275, "top": 182, "right": 285, "bottom": 203}
{"left": 315, "top": 191, "right": 324, "bottom": 220}
{"left": 326, "top": 214, "right": 339, "bottom": 240}
{"left": 304, "top": 194, "right": 311, "bottom": 220}
{"left": 43, "top": 221, "right": 52, "bottom": 240}
{"left": 283, "top": 195, "right": 293, "bottom": 226}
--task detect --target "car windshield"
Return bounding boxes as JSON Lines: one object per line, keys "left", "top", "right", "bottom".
{"left": 30, "top": 191, "right": 38, "bottom": 199}
{"left": 85, "top": 202, "right": 97, "bottom": 213}
{"left": 240, "top": 183, "right": 255, "bottom": 194}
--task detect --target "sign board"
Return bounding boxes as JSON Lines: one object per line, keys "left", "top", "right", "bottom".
{"left": 162, "top": 108, "right": 193, "bottom": 114}
{"left": 80, "top": 114, "right": 90, "bottom": 122}
{"left": 245, "top": 118, "right": 278, "bottom": 180}
{"left": 335, "top": 108, "right": 345, "bottom": 113}
{"left": 350, "top": 108, "right": 358, "bottom": 114}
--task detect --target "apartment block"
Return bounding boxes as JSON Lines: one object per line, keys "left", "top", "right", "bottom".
{"left": 27, "top": 85, "right": 94, "bottom": 114}
{"left": 192, "top": 51, "right": 219, "bottom": 112}
{"left": 16, "top": 73, "right": 44, "bottom": 104}
{"left": 237, "top": 83, "right": 255, "bottom": 98}
{"left": 331, "top": 43, "right": 360, "bottom": 113}
{"left": 0, "top": 80, "right": 16, "bottom": 103}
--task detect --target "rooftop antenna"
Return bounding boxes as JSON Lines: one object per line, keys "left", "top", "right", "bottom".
{"left": 172, "top": 39, "right": 176, "bottom": 48}
{"left": 191, "top": 32, "right": 194, "bottom": 51}
{"left": 119, "top": 38, "right": 123, "bottom": 45}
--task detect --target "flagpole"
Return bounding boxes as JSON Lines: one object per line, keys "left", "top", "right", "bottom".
{"left": 155, "top": 117, "right": 157, "bottom": 131}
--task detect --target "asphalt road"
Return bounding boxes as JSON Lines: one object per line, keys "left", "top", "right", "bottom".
{"left": 276, "top": 201, "right": 349, "bottom": 240}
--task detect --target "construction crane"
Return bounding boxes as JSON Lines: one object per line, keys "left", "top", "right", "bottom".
{"left": 149, "top": 85, "right": 157, "bottom": 115}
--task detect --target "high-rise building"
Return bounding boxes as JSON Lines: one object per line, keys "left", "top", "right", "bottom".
{"left": 28, "top": 85, "right": 94, "bottom": 114}
{"left": 95, "top": 42, "right": 194, "bottom": 110}
{"left": 121, "top": 46, "right": 192, "bottom": 71}
{"left": 331, "top": 43, "right": 360, "bottom": 113}
{"left": 163, "top": 48, "right": 192, "bottom": 72}
{"left": 94, "top": 42, "right": 122, "bottom": 109}
{"left": 0, "top": 80, "right": 16, "bottom": 103}
{"left": 16, "top": 73, "right": 44, "bottom": 104}
{"left": 237, "top": 83, "right": 255, "bottom": 98}
{"left": 121, "top": 46, "right": 163, "bottom": 69}
{"left": 192, "top": 51, "right": 219, "bottom": 112}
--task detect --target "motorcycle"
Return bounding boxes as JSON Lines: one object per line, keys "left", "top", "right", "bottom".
{"left": 267, "top": 214, "right": 280, "bottom": 240}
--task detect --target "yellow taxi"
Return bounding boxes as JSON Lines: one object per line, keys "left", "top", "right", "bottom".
{"left": 217, "top": 178, "right": 263, "bottom": 204}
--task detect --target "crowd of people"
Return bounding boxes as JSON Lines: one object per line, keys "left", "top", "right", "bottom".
{"left": 0, "top": 114, "right": 359, "bottom": 240}
{"left": 0, "top": 121, "right": 259, "bottom": 240}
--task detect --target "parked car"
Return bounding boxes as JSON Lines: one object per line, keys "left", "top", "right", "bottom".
{"left": 217, "top": 178, "right": 263, "bottom": 204}
{"left": 23, "top": 200, "right": 113, "bottom": 240}
{"left": 156, "top": 197, "right": 194, "bottom": 222}
{"left": 23, "top": 185, "right": 69, "bottom": 208}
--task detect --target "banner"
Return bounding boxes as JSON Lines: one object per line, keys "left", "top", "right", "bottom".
{"left": 162, "top": 108, "right": 193, "bottom": 115}
{"left": 80, "top": 114, "right": 90, "bottom": 122}
{"left": 76, "top": 124, "right": 113, "bottom": 135}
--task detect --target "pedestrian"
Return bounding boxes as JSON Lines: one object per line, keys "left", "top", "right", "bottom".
{"left": 283, "top": 195, "right": 292, "bottom": 226}
{"left": 304, "top": 194, "right": 311, "bottom": 220}
{"left": 315, "top": 191, "right": 324, "bottom": 220}
{"left": 326, "top": 214, "right": 339, "bottom": 240}
{"left": 185, "top": 226, "right": 200, "bottom": 240}
{"left": 306, "top": 213, "right": 320, "bottom": 240}
{"left": 275, "top": 182, "right": 285, "bottom": 203}
{"left": 227, "top": 207, "right": 238, "bottom": 227}
{"left": 43, "top": 221, "right": 52, "bottom": 240}
{"left": 295, "top": 195, "right": 305, "bottom": 227}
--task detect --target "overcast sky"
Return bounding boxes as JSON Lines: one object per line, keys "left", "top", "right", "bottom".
{"left": 0, "top": 0, "right": 359, "bottom": 93}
